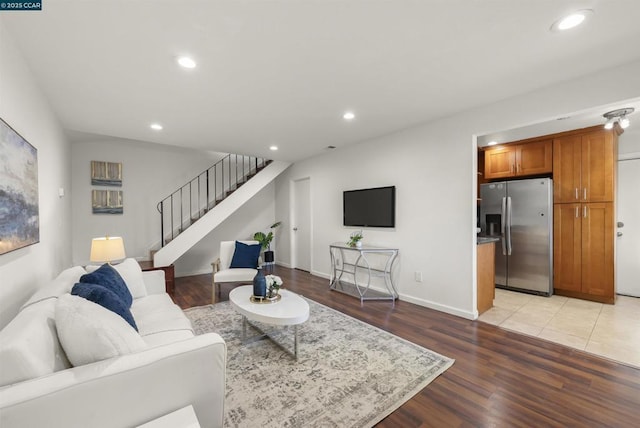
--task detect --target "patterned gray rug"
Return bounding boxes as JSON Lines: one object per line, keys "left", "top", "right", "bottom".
{"left": 185, "top": 298, "right": 454, "bottom": 428}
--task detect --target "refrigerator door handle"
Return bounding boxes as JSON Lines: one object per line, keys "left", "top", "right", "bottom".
{"left": 506, "top": 196, "right": 513, "bottom": 255}
{"left": 501, "top": 197, "right": 507, "bottom": 255}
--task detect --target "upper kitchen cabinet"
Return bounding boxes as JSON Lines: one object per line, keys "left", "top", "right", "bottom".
{"left": 484, "top": 139, "right": 552, "bottom": 180}
{"left": 553, "top": 127, "right": 618, "bottom": 203}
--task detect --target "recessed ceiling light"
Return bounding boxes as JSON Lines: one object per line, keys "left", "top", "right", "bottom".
{"left": 487, "top": 141, "right": 498, "bottom": 146}
{"left": 177, "top": 56, "right": 197, "bottom": 69}
{"left": 343, "top": 111, "right": 355, "bottom": 121}
{"left": 269, "top": 145, "right": 278, "bottom": 151}
{"left": 551, "top": 9, "right": 593, "bottom": 32}
{"left": 150, "top": 123, "right": 163, "bottom": 131}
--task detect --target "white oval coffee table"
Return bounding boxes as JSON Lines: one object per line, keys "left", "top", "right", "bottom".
{"left": 229, "top": 285, "right": 309, "bottom": 359}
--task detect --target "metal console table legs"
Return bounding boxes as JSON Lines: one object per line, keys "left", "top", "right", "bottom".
{"left": 329, "top": 243, "right": 399, "bottom": 304}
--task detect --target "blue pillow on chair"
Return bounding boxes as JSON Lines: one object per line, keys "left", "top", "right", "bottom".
{"left": 230, "top": 241, "right": 261, "bottom": 269}
{"left": 80, "top": 263, "right": 133, "bottom": 308}
{"left": 71, "top": 282, "right": 138, "bottom": 331}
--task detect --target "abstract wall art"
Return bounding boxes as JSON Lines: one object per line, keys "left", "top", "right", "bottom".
{"left": 92, "top": 189, "right": 123, "bottom": 214}
{"left": 0, "top": 118, "right": 40, "bottom": 255}
{"left": 91, "top": 160, "right": 122, "bottom": 186}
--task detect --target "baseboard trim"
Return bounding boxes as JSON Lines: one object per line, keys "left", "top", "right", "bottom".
{"left": 310, "top": 270, "right": 476, "bottom": 320}
{"left": 398, "top": 294, "right": 477, "bottom": 320}
{"left": 175, "top": 267, "right": 213, "bottom": 278}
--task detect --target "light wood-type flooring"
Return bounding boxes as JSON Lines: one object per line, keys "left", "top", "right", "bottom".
{"left": 173, "top": 266, "right": 640, "bottom": 427}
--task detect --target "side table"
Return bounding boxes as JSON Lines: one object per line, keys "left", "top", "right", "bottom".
{"left": 138, "top": 261, "right": 175, "bottom": 296}
{"left": 329, "top": 242, "right": 399, "bottom": 304}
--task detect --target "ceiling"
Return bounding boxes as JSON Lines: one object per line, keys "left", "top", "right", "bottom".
{"left": 3, "top": 1, "right": 640, "bottom": 161}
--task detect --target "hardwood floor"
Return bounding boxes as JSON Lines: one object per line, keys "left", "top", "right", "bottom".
{"left": 173, "top": 267, "right": 640, "bottom": 427}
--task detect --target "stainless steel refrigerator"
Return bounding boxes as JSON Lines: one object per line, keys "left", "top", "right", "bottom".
{"left": 480, "top": 178, "right": 553, "bottom": 296}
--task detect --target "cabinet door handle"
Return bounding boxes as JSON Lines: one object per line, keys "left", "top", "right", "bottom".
{"left": 575, "top": 207, "right": 579, "bottom": 218}
{"left": 583, "top": 206, "right": 587, "bottom": 218}
{"left": 583, "top": 188, "right": 587, "bottom": 200}
{"left": 575, "top": 188, "right": 578, "bottom": 200}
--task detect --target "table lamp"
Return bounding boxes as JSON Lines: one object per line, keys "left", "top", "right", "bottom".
{"left": 90, "top": 236, "right": 126, "bottom": 264}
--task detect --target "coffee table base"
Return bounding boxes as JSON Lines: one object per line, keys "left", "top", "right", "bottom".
{"left": 241, "top": 316, "right": 300, "bottom": 360}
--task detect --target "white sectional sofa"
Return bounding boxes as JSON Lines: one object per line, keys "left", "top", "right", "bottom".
{"left": 0, "top": 259, "right": 226, "bottom": 428}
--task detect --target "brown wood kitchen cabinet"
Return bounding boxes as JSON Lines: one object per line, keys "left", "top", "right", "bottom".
{"left": 554, "top": 202, "right": 614, "bottom": 303}
{"left": 553, "top": 129, "right": 616, "bottom": 203}
{"left": 552, "top": 126, "right": 619, "bottom": 303}
{"left": 484, "top": 139, "right": 552, "bottom": 180}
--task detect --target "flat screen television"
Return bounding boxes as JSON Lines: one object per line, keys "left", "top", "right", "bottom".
{"left": 343, "top": 186, "right": 395, "bottom": 228}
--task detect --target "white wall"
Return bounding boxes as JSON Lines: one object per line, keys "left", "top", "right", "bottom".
{"left": 70, "top": 138, "right": 226, "bottom": 266}
{"left": 70, "top": 138, "right": 277, "bottom": 277}
{"left": 275, "top": 59, "right": 640, "bottom": 320}
{"left": 174, "top": 183, "right": 276, "bottom": 277}
{"left": 0, "top": 24, "right": 73, "bottom": 328}
{"left": 619, "top": 126, "right": 640, "bottom": 155}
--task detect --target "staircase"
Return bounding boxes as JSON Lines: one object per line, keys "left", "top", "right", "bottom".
{"left": 153, "top": 154, "right": 290, "bottom": 267}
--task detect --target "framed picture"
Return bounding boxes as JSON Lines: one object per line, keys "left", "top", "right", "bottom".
{"left": 92, "top": 189, "right": 123, "bottom": 214}
{"left": 0, "top": 118, "right": 40, "bottom": 255}
{"left": 91, "top": 160, "right": 122, "bottom": 186}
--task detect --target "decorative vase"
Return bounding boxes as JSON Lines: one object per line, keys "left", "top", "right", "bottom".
{"left": 253, "top": 268, "right": 266, "bottom": 297}
{"left": 355, "top": 241, "right": 362, "bottom": 248}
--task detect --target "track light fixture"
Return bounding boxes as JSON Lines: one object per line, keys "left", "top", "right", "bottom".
{"left": 602, "top": 107, "right": 634, "bottom": 130}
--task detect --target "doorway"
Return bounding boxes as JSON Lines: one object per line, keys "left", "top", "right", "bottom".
{"left": 292, "top": 177, "right": 311, "bottom": 272}
{"left": 616, "top": 155, "right": 640, "bottom": 297}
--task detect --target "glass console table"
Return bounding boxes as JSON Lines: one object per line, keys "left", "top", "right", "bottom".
{"left": 329, "top": 242, "right": 399, "bottom": 303}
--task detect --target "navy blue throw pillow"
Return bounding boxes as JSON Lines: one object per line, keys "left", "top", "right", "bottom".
{"left": 80, "top": 263, "right": 133, "bottom": 308}
{"left": 229, "top": 241, "right": 261, "bottom": 269}
{"left": 71, "top": 282, "right": 138, "bottom": 331}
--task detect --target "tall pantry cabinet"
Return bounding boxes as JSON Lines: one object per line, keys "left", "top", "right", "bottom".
{"left": 553, "top": 127, "right": 619, "bottom": 303}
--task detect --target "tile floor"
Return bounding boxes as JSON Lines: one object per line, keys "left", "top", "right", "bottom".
{"left": 478, "top": 288, "right": 640, "bottom": 368}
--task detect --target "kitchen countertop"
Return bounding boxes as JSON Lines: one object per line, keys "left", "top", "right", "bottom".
{"left": 477, "top": 236, "right": 500, "bottom": 245}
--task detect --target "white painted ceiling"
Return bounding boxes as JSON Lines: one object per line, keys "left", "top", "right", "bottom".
{"left": 3, "top": 1, "right": 640, "bottom": 161}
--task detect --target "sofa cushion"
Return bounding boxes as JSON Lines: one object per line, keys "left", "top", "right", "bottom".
{"left": 229, "top": 241, "right": 261, "bottom": 268}
{"left": 130, "top": 294, "right": 193, "bottom": 337}
{"left": 20, "top": 266, "right": 87, "bottom": 310}
{"left": 86, "top": 258, "right": 147, "bottom": 299}
{"left": 214, "top": 268, "right": 257, "bottom": 283}
{"left": 71, "top": 282, "right": 138, "bottom": 331}
{"left": 140, "top": 329, "right": 195, "bottom": 348}
{"left": 55, "top": 294, "right": 147, "bottom": 367}
{"left": 80, "top": 264, "right": 133, "bottom": 308}
{"left": 0, "top": 299, "right": 71, "bottom": 387}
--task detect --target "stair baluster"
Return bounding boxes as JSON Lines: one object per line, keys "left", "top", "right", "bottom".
{"left": 157, "top": 154, "right": 271, "bottom": 247}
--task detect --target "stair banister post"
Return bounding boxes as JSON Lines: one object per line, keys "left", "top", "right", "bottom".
{"left": 159, "top": 201, "right": 164, "bottom": 248}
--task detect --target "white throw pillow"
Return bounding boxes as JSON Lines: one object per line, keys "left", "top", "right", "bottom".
{"left": 0, "top": 299, "right": 71, "bottom": 387}
{"left": 20, "top": 266, "right": 87, "bottom": 310}
{"left": 86, "top": 258, "right": 147, "bottom": 299}
{"left": 55, "top": 294, "right": 147, "bottom": 367}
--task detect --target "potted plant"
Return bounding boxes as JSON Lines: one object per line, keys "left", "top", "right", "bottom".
{"left": 253, "top": 221, "right": 282, "bottom": 264}
{"left": 347, "top": 230, "right": 363, "bottom": 248}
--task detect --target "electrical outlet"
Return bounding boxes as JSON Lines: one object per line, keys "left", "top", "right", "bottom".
{"left": 414, "top": 271, "right": 422, "bottom": 282}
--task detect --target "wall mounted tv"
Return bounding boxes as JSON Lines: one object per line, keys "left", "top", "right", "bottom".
{"left": 343, "top": 186, "right": 396, "bottom": 228}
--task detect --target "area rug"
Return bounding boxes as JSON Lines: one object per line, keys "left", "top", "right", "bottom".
{"left": 185, "top": 299, "right": 454, "bottom": 428}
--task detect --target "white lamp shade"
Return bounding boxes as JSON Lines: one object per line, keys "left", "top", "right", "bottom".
{"left": 90, "top": 236, "right": 126, "bottom": 263}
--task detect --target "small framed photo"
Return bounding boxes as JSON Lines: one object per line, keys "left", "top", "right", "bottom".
{"left": 91, "top": 160, "right": 122, "bottom": 186}
{"left": 92, "top": 189, "right": 123, "bottom": 214}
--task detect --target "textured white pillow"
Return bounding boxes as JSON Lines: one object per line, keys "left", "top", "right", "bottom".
{"left": 21, "top": 266, "right": 87, "bottom": 310}
{"left": 86, "top": 258, "right": 147, "bottom": 299}
{"left": 55, "top": 294, "right": 147, "bottom": 366}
